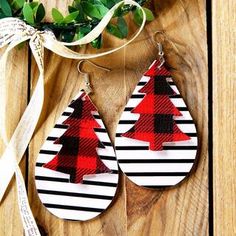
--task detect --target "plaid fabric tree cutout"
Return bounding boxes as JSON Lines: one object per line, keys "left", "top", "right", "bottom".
{"left": 122, "top": 60, "right": 190, "bottom": 151}
{"left": 43, "top": 93, "right": 111, "bottom": 184}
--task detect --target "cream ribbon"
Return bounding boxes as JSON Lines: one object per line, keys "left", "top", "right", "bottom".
{"left": 0, "top": 0, "right": 146, "bottom": 235}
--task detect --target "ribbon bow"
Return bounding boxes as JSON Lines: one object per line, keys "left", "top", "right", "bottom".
{"left": 0, "top": 1, "right": 146, "bottom": 235}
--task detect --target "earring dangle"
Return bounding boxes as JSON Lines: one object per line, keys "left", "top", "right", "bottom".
{"left": 35, "top": 60, "right": 119, "bottom": 221}
{"left": 115, "top": 32, "right": 199, "bottom": 189}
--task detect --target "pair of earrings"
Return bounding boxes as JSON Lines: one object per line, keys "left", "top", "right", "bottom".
{"left": 35, "top": 40, "right": 198, "bottom": 221}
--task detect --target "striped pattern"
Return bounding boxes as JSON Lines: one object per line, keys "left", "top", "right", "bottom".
{"left": 35, "top": 92, "right": 119, "bottom": 221}
{"left": 115, "top": 74, "right": 198, "bottom": 189}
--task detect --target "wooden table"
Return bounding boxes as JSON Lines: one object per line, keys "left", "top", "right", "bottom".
{"left": 0, "top": 0, "right": 235, "bottom": 235}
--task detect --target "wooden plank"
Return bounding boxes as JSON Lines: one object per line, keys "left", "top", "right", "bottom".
{"left": 0, "top": 46, "right": 29, "bottom": 235}
{"left": 213, "top": 0, "right": 236, "bottom": 235}
{"left": 27, "top": 0, "right": 208, "bottom": 235}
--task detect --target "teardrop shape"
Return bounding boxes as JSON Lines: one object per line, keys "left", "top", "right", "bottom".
{"left": 115, "top": 60, "right": 198, "bottom": 189}
{"left": 35, "top": 92, "right": 119, "bottom": 221}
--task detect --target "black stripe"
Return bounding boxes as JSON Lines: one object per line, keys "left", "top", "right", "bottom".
{"left": 137, "top": 81, "right": 147, "bottom": 86}
{"left": 176, "top": 107, "right": 188, "bottom": 111}
{"left": 44, "top": 203, "right": 104, "bottom": 213}
{"left": 175, "top": 120, "right": 194, "bottom": 124}
{"left": 46, "top": 136, "right": 58, "bottom": 141}
{"left": 82, "top": 180, "right": 117, "bottom": 187}
{"left": 124, "top": 107, "right": 133, "bottom": 111}
{"left": 116, "top": 146, "right": 197, "bottom": 151}
{"left": 116, "top": 146, "right": 149, "bottom": 150}
{"left": 99, "top": 155, "right": 116, "bottom": 161}
{"left": 163, "top": 146, "right": 198, "bottom": 150}
{"left": 116, "top": 132, "right": 197, "bottom": 137}
{"left": 118, "top": 120, "right": 136, "bottom": 124}
{"left": 94, "top": 128, "right": 106, "bottom": 133}
{"left": 171, "top": 94, "right": 181, "bottom": 98}
{"left": 168, "top": 82, "right": 175, "bottom": 86}
{"left": 39, "top": 150, "right": 58, "bottom": 155}
{"left": 93, "top": 114, "right": 101, "bottom": 119}
{"left": 126, "top": 172, "right": 188, "bottom": 176}
{"left": 38, "top": 189, "right": 113, "bottom": 200}
{"left": 131, "top": 94, "right": 145, "bottom": 99}
{"left": 54, "top": 124, "right": 68, "bottom": 129}
{"left": 118, "top": 159, "right": 195, "bottom": 164}
{"left": 102, "top": 142, "right": 113, "bottom": 147}
{"left": 35, "top": 176, "right": 69, "bottom": 182}
{"left": 62, "top": 112, "right": 72, "bottom": 116}
{"left": 36, "top": 162, "right": 44, "bottom": 167}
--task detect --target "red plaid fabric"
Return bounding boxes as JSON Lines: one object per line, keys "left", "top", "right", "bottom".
{"left": 43, "top": 93, "right": 111, "bottom": 184}
{"left": 122, "top": 60, "right": 190, "bottom": 151}
{"left": 144, "top": 60, "right": 171, "bottom": 77}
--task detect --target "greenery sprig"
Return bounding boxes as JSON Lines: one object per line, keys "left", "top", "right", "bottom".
{"left": 0, "top": 0, "right": 154, "bottom": 48}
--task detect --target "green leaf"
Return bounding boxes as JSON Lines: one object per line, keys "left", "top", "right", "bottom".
{"left": 142, "top": 7, "right": 154, "bottom": 21}
{"left": 76, "top": 25, "right": 91, "bottom": 39}
{"left": 35, "top": 3, "right": 45, "bottom": 23}
{"left": 81, "top": 1, "right": 101, "bottom": 19}
{"left": 0, "top": 0, "right": 12, "bottom": 16}
{"left": 106, "top": 23, "right": 123, "bottom": 39}
{"left": 68, "top": 6, "right": 77, "bottom": 13}
{"left": 63, "top": 11, "right": 79, "bottom": 23}
{"left": 94, "top": 4, "right": 109, "bottom": 18}
{"left": 23, "top": 3, "right": 35, "bottom": 24}
{"left": 133, "top": 8, "right": 142, "bottom": 26}
{"left": 29, "top": 2, "right": 39, "bottom": 10}
{"left": 12, "top": 0, "right": 25, "bottom": 9}
{"left": 52, "top": 8, "right": 64, "bottom": 23}
{"left": 117, "top": 17, "right": 128, "bottom": 38}
{"left": 91, "top": 34, "right": 102, "bottom": 49}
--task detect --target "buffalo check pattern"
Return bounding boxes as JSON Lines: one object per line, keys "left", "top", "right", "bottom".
{"left": 122, "top": 64, "right": 190, "bottom": 151}
{"left": 43, "top": 93, "right": 111, "bottom": 184}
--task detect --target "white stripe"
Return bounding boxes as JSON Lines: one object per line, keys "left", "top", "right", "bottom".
{"left": 170, "top": 98, "right": 186, "bottom": 107}
{"left": 36, "top": 180, "right": 117, "bottom": 196}
{"left": 39, "top": 194, "right": 111, "bottom": 209}
{"left": 41, "top": 140, "right": 61, "bottom": 152}
{"left": 49, "top": 127, "right": 67, "bottom": 138}
{"left": 120, "top": 163, "right": 193, "bottom": 173}
{"left": 56, "top": 115, "right": 68, "bottom": 126}
{"left": 116, "top": 150, "right": 197, "bottom": 160}
{"left": 94, "top": 131, "right": 112, "bottom": 143}
{"left": 115, "top": 137, "right": 197, "bottom": 147}
{"left": 35, "top": 167, "right": 118, "bottom": 183}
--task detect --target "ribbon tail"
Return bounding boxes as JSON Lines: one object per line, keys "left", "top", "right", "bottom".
{"left": 0, "top": 72, "right": 44, "bottom": 202}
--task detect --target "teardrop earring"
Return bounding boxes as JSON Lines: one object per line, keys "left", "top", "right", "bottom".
{"left": 35, "top": 60, "right": 119, "bottom": 221}
{"left": 115, "top": 32, "right": 199, "bottom": 189}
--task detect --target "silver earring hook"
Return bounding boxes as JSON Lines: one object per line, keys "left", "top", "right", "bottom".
{"left": 152, "top": 30, "right": 166, "bottom": 68}
{"left": 77, "top": 60, "right": 111, "bottom": 94}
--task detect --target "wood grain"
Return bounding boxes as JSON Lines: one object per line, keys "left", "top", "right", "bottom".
{"left": 0, "top": 0, "right": 209, "bottom": 235}
{"left": 213, "top": 0, "right": 236, "bottom": 235}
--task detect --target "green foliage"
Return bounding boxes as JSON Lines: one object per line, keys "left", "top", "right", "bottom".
{"left": 22, "top": 2, "right": 45, "bottom": 24}
{"left": 0, "top": 0, "right": 12, "bottom": 17}
{"left": 1, "top": 0, "right": 155, "bottom": 48}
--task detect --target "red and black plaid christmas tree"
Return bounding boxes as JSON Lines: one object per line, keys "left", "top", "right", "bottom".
{"left": 43, "top": 94, "right": 111, "bottom": 184}
{"left": 122, "top": 61, "right": 190, "bottom": 151}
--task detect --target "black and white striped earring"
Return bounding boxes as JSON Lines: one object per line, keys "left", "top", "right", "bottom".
{"left": 115, "top": 32, "right": 199, "bottom": 189}
{"left": 35, "top": 60, "right": 119, "bottom": 221}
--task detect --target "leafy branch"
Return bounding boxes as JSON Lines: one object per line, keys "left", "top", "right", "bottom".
{"left": 0, "top": 0, "right": 154, "bottom": 48}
